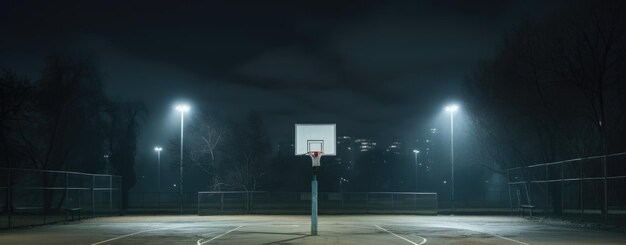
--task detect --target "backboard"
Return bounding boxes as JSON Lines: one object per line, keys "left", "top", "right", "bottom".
{"left": 295, "top": 124, "right": 336, "bottom": 156}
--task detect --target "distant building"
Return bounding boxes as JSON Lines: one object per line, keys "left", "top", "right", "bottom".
{"left": 335, "top": 136, "right": 355, "bottom": 177}
{"left": 354, "top": 138, "right": 377, "bottom": 152}
{"left": 385, "top": 141, "right": 402, "bottom": 155}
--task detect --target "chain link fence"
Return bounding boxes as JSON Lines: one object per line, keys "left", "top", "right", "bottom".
{"left": 196, "top": 191, "right": 437, "bottom": 215}
{"left": 0, "top": 168, "right": 122, "bottom": 229}
{"left": 508, "top": 152, "right": 626, "bottom": 225}
{"left": 126, "top": 192, "right": 198, "bottom": 214}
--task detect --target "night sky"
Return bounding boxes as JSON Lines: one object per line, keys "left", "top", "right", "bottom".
{"left": 1, "top": 1, "right": 552, "bottom": 190}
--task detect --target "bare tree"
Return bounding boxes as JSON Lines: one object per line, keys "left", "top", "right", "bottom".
{"left": 463, "top": 0, "right": 626, "bottom": 215}
{"left": 222, "top": 112, "right": 271, "bottom": 192}
{"left": 187, "top": 110, "right": 228, "bottom": 191}
{"left": 0, "top": 69, "right": 32, "bottom": 168}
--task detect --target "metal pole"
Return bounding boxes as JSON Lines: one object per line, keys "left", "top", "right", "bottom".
{"left": 157, "top": 150, "right": 161, "bottom": 195}
{"left": 109, "top": 175, "right": 113, "bottom": 215}
{"left": 157, "top": 150, "right": 161, "bottom": 209}
{"left": 546, "top": 163, "right": 549, "bottom": 218}
{"left": 65, "top": 172, "right": 69, "bottom": 221}
{"left": 450, "top": 111, "right": 455, "bottom": 215}
{"left": 603, "top": 155, "right": 608, "bottom": 223}
{"left": 579, "top": 159, "right": 583, "bottom": 222}
{"left": 180, "top": 110, "right": 184, "bottom": 215}
{"left": 311, "top": 168, "right": 318, "bottom": 236}
{"left": 414, "top": 152, "right": 418, "bottom": 192}
{"left": 8, "top": 168, "right": 12, "bottom": 229}
{"left": 365, "top": 192, "right": 369, "bottom": 214}
{"left": 508, "top": 169, "right": 512, "bottom": 216}
{"left": 92, "top": 175, "right": 95, "bottom": 218}
{"left": 119, "top": 176, "right": 122, "bottom": 214}
{"left": 339, "top": 179, "right": 343, "bottom": 210}
{"left": 561, "top": 162, "right": 564, "bottom": 219}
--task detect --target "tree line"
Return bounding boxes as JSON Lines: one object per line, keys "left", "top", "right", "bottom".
{"left": 462, "top": 0, "right": 626, "bottom": 214}
{"left": 1, "top": 54, "right": 146, "bottom": 210}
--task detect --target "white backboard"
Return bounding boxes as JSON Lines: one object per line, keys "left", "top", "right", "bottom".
{"left": 295, "top": 124, "right": 336, "bottom": 156}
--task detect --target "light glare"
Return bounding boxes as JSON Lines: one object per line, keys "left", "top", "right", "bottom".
{"left": 445, "top": 104, "right": 459, "bottom": 112}
{"left": 175, "top": 104, "right": 190, "bottom": 112}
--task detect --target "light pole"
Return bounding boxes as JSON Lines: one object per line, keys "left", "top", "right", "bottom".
{"left": 413, "top": 149, "right": 420, "bottom": 191}
{"left": 175, "top": 104, "right": 190, "bottom": 215}
{"left": 445, "top": 104, "right": 459, "bottom": 215}
{"left": 154, "top": 147, "right": 162, "bottom": 192}
{"left": 339, "top": 177, "right": 348, "bottom": 209}
{"left": 103, "top": 155, "right": 110, "bottom": 174}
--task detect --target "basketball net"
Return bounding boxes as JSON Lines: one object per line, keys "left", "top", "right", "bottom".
{"left": 308, "top": 151, "right": 323, "bottom": 167}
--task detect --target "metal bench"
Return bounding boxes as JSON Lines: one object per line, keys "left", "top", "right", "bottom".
{"left": 519, "top": 204, "right": 535, "bottom": 219}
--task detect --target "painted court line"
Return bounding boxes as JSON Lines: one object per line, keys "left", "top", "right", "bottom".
{"left": 374, "top": 225, "right": 427, "bottom": 245}
{"left": 452, "top": 224, "right": 530, "bottom": 245}
{"left": 90, "top": 227, "right": 171, "bottom": 245}
{"left": 196, "top": 225, "right": 243, "bottom": 245}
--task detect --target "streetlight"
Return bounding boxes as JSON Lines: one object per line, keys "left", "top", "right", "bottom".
{"left": 413, "top": 149, "right": 420, "bottom": 191}
{"left": 339, "top": 178, "right": 349, "bottom": 209}
{"left": 103, "top": 155, "right": 110, "bottom": 174}
{"left": 154, "top": 147, "right": 162, "bottom": 193}
{"left": 444, "top": 104, "right": 459, "bottom": 215}
{"left": 175, "top": 104, "right": 190, "bottom": 215}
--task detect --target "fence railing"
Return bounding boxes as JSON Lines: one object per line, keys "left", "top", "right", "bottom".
{"left": 126, "top": 192, "right": 198, "bottom": 213}
{"left": 197, "top": 191, "right": 438, "bottom": 215}
{"left": 507, "top": 152, "right": 626, "bottom": 225}
{"left": 0, "top": 168, "right": 122, "bottom": 229}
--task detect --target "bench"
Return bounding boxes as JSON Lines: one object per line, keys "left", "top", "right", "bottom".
{"left": 66, "top": 208, "right": 82, "bottom": 221}
{"left": 518, "top": 205, "right": 535, "bottom": 219}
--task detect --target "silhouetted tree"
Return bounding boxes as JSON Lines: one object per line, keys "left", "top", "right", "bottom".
{"left": 222, "top": 112, "right": 271, "bottom": 192}
{"left": 187, "top": 110, "right": 229, "bottom": 191}
{"left": 0, "top": 69, "right": 32, "bottom": 168}
{"left": 105, "top": 101, "right": 147, "bottom": 209}
{"left": 463, "top": 0, "right": 626, "bottom": 215}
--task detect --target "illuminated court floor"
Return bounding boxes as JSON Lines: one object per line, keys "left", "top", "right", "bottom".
{"left": 1, "top": 215, "right": 625, "bottom": 244}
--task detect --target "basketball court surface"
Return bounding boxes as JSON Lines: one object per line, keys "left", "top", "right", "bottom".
{"left": 2, "top": 215, "right": 626, "bottom": 244}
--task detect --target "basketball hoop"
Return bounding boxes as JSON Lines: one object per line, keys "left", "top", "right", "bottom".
{"left": 308, "top": 151, "right": 323, "bottom": 167}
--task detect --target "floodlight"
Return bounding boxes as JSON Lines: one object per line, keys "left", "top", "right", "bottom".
{"left": 175, "top": 104, "right": 190, "bottom": 112}
{"left": 445, "top": 104, "right": 459, "bottom": 112}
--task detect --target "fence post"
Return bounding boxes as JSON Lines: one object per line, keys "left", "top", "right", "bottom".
{"left": 545, "top": 163, "right": 549, "bottom": 218}
{"left": 119, "top": 177, "right": 122, "bottom": 215}
{"left": 92, "top": 175, "right": 95, "bottom": 218}
{"left": 341, "top": 191, "right": 344, "bottom": 211}
{"left": 603, "top": 155, "right": 608, "bottom": 223}
{"left": 221, "top": 192, "right": 224, "bottom": 215}
{"left": 65, "top": 171, "right": 69, "bottom": 221}
{"left": 413, "top": 193, "right": 417, "bottom": 213}
{"left": 579, "top": 159, "right": 583, "bottom": 222}
{"left": 109, "top": 175, "right": 112, "bottom": 215}
{"left": 508, "top": 169, "right": 512, "bottom": 216}
{"left": 267, "top": 192, "right": 270, "bottom": 214}
{"left": 391, "top": 193, "right": 394, "bottom": 213}
{"left": 365, "top": 192, "right": 369, "bottom": 214}
{"left": 561, "top": 161, "right": 564, "bottom": 220}
{"left": 7, "top": 168, "right": 12, "bottom": 230}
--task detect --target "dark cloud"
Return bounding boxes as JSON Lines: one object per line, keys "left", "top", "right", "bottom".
{"left": 0, "top": 0, "right": 553, "bottom": 164}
